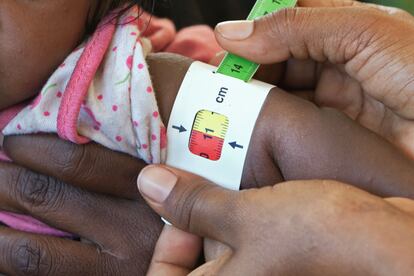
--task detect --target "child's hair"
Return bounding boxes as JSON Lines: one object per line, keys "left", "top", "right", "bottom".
{"left": 87, "top": 0, "right": 155, "bottom": 34}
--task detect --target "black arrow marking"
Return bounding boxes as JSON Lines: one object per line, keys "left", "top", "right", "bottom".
{"left": 172, "top": 125, "right": 187, "bottom": 133}
{"left": 229, "top": 141, "right": 244, "bottom": 149}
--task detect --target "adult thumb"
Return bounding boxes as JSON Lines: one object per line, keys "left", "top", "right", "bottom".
{"left": 214, "top": 5, "right": 385, "bottom": 65}
{"left": 137, "top": 165, "right": 240, "bottom": 244}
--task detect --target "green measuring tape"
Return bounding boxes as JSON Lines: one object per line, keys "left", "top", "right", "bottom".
{"left": 217, "top": 0, "right": 297, "bottom": 82}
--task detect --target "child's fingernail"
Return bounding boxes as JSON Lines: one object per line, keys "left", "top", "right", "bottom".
{"left": 215, "top": 50, "right": 227, "bottom": 58}
{"left": 138, "top": 166, "right": 177, "bottom": 203}
{"left": 215, "top": 20, "right": 254, "bottom": 40}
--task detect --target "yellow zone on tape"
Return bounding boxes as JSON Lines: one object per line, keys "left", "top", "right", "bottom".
{"left": 192, "top": 110, "right": 229, "bottom": 140}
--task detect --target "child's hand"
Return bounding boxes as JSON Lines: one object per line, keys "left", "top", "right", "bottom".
{"left": 166, "top": 25, "right": 223, "bottom": 63}
{"left": 138, "top": 12, "right": 176, "bottom": 52}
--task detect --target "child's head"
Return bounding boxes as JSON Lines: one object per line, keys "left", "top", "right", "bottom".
{"left": 0, "top": 0, "right": 148, "bottom": 110}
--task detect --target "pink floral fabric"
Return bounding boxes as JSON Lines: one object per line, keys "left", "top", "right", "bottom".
{"left": 0, "top": 6, "right": 222, "bottom": 236}
{"left": 3, "top": 7, "right": 166, "bottom": 163}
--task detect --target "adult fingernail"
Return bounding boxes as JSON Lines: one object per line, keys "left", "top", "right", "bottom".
{"left": 138, "top": 166, "right": 177, "bottom": 203}
{"left": 216, "top": 20, "right": 254, "bottom": 40}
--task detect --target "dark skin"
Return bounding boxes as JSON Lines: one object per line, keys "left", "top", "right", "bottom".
{"left": 215, "top": 0, "right": 414, "bottom": 158}
{"left": 1, "top": 0, "right": 414, "bottom": 274}
{"left": 2, "top": 52, "right": 414, "bottom": 274}
{"left": 150, "top": 53, "right": 414, "bottom": 197}
{"left": 0, "top": 0, "right": 92, "bottom": 110}
{"left": 0, "top": 0, "right": 132, "bottom": 109}
{"left": 145, "top": 171, "right": 414, "bottom": 275}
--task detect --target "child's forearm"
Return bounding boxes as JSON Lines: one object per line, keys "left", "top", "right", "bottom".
{"left": 147, "top": 53, "right": 283, "bottom": 189}
{"left": 263, "top": 90, "right": 414, "bottom": 198}
{"left": 147, "top": 53, "right": 414, "bottom": 197}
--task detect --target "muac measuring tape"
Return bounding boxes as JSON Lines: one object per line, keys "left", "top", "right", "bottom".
{"left": 166, "top": 0, "right": 297, "bottom": 191}
{"left": 217, "top": 0, "right": 297, "bottom": 82}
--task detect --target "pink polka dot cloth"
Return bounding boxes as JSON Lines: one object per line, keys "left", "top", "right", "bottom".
{"left": 3, "top": 7, "right": 166, "bottom": 164}
{"left": 0, "top": 6, "right": 222, "bottom": 237}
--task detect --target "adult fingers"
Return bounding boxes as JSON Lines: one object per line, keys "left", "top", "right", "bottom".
{"left": 188, "top": 253, "right": 232, "bottom": 276}
{"left": 213, "top": 0, "right": 413, "bottom": 65}
{"left": 0, "top": 226, "right": 102, "bottom": 275}
{"left": 137, "top": 165, "right": 240, "bottom": 245}
{"left": 0, "top": 162, "right": 161, "bottom": 246}
{"left": 3, "top": 135, "right": 146, "bottom": 199}
{"left": 281, "top": 58, "right": 318, "bottom": 90}
{"left": 386, "top": 198, "right": 414, "bottom": 216}
{"left": 214, "top": 4, "right": 414, "bottom": 118}
{"left": 214, "top": 4, "right": 381, "bottom": 65}
{"left": 147, "top": 225, "right": 202, "bottom": 276}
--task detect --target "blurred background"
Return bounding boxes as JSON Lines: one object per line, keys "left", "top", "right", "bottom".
{"left": 152, "top": 0, "right": 413, "bottom": 29}
{"left": 367, "top": 0, "right": 413, "bottom": 13}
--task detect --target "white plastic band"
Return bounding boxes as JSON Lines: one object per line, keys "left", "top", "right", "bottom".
{"left": 166, "top": 61, "right": 274, "bottom": 190}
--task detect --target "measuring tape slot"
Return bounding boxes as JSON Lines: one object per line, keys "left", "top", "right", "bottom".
{"left": 166, "top": 62, "right": 274, "bottom": 190}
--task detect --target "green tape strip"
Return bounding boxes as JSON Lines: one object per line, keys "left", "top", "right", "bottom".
{"left": 217, "top": 0, "right": 297, "bottom": 82}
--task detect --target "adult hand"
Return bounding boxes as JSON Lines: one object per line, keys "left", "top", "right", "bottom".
{"left": 214, "top": 0, "right": 414, "bottom": 157}
{"left": 138, "top": 165, "right": 414, "bottom": 275}
{"left": 0, "top": 135, "right": 163, "bottom": 275}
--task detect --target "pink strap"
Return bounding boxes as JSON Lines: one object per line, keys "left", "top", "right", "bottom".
{"left": 57, "top": 21, "right": 116, "bottom": 144}
{"left": 0, "top": 211, "right": 73, "bottom": 237}
{"left": 0, "top": 103, "right": 25, "bottom": 131}
{"left": 0, "top": 18, "right": 116, "bottom": 239}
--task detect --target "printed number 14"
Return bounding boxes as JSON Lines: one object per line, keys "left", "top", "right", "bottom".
{"left": 232, "top": 64, "right": 243, "bottom": 73}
